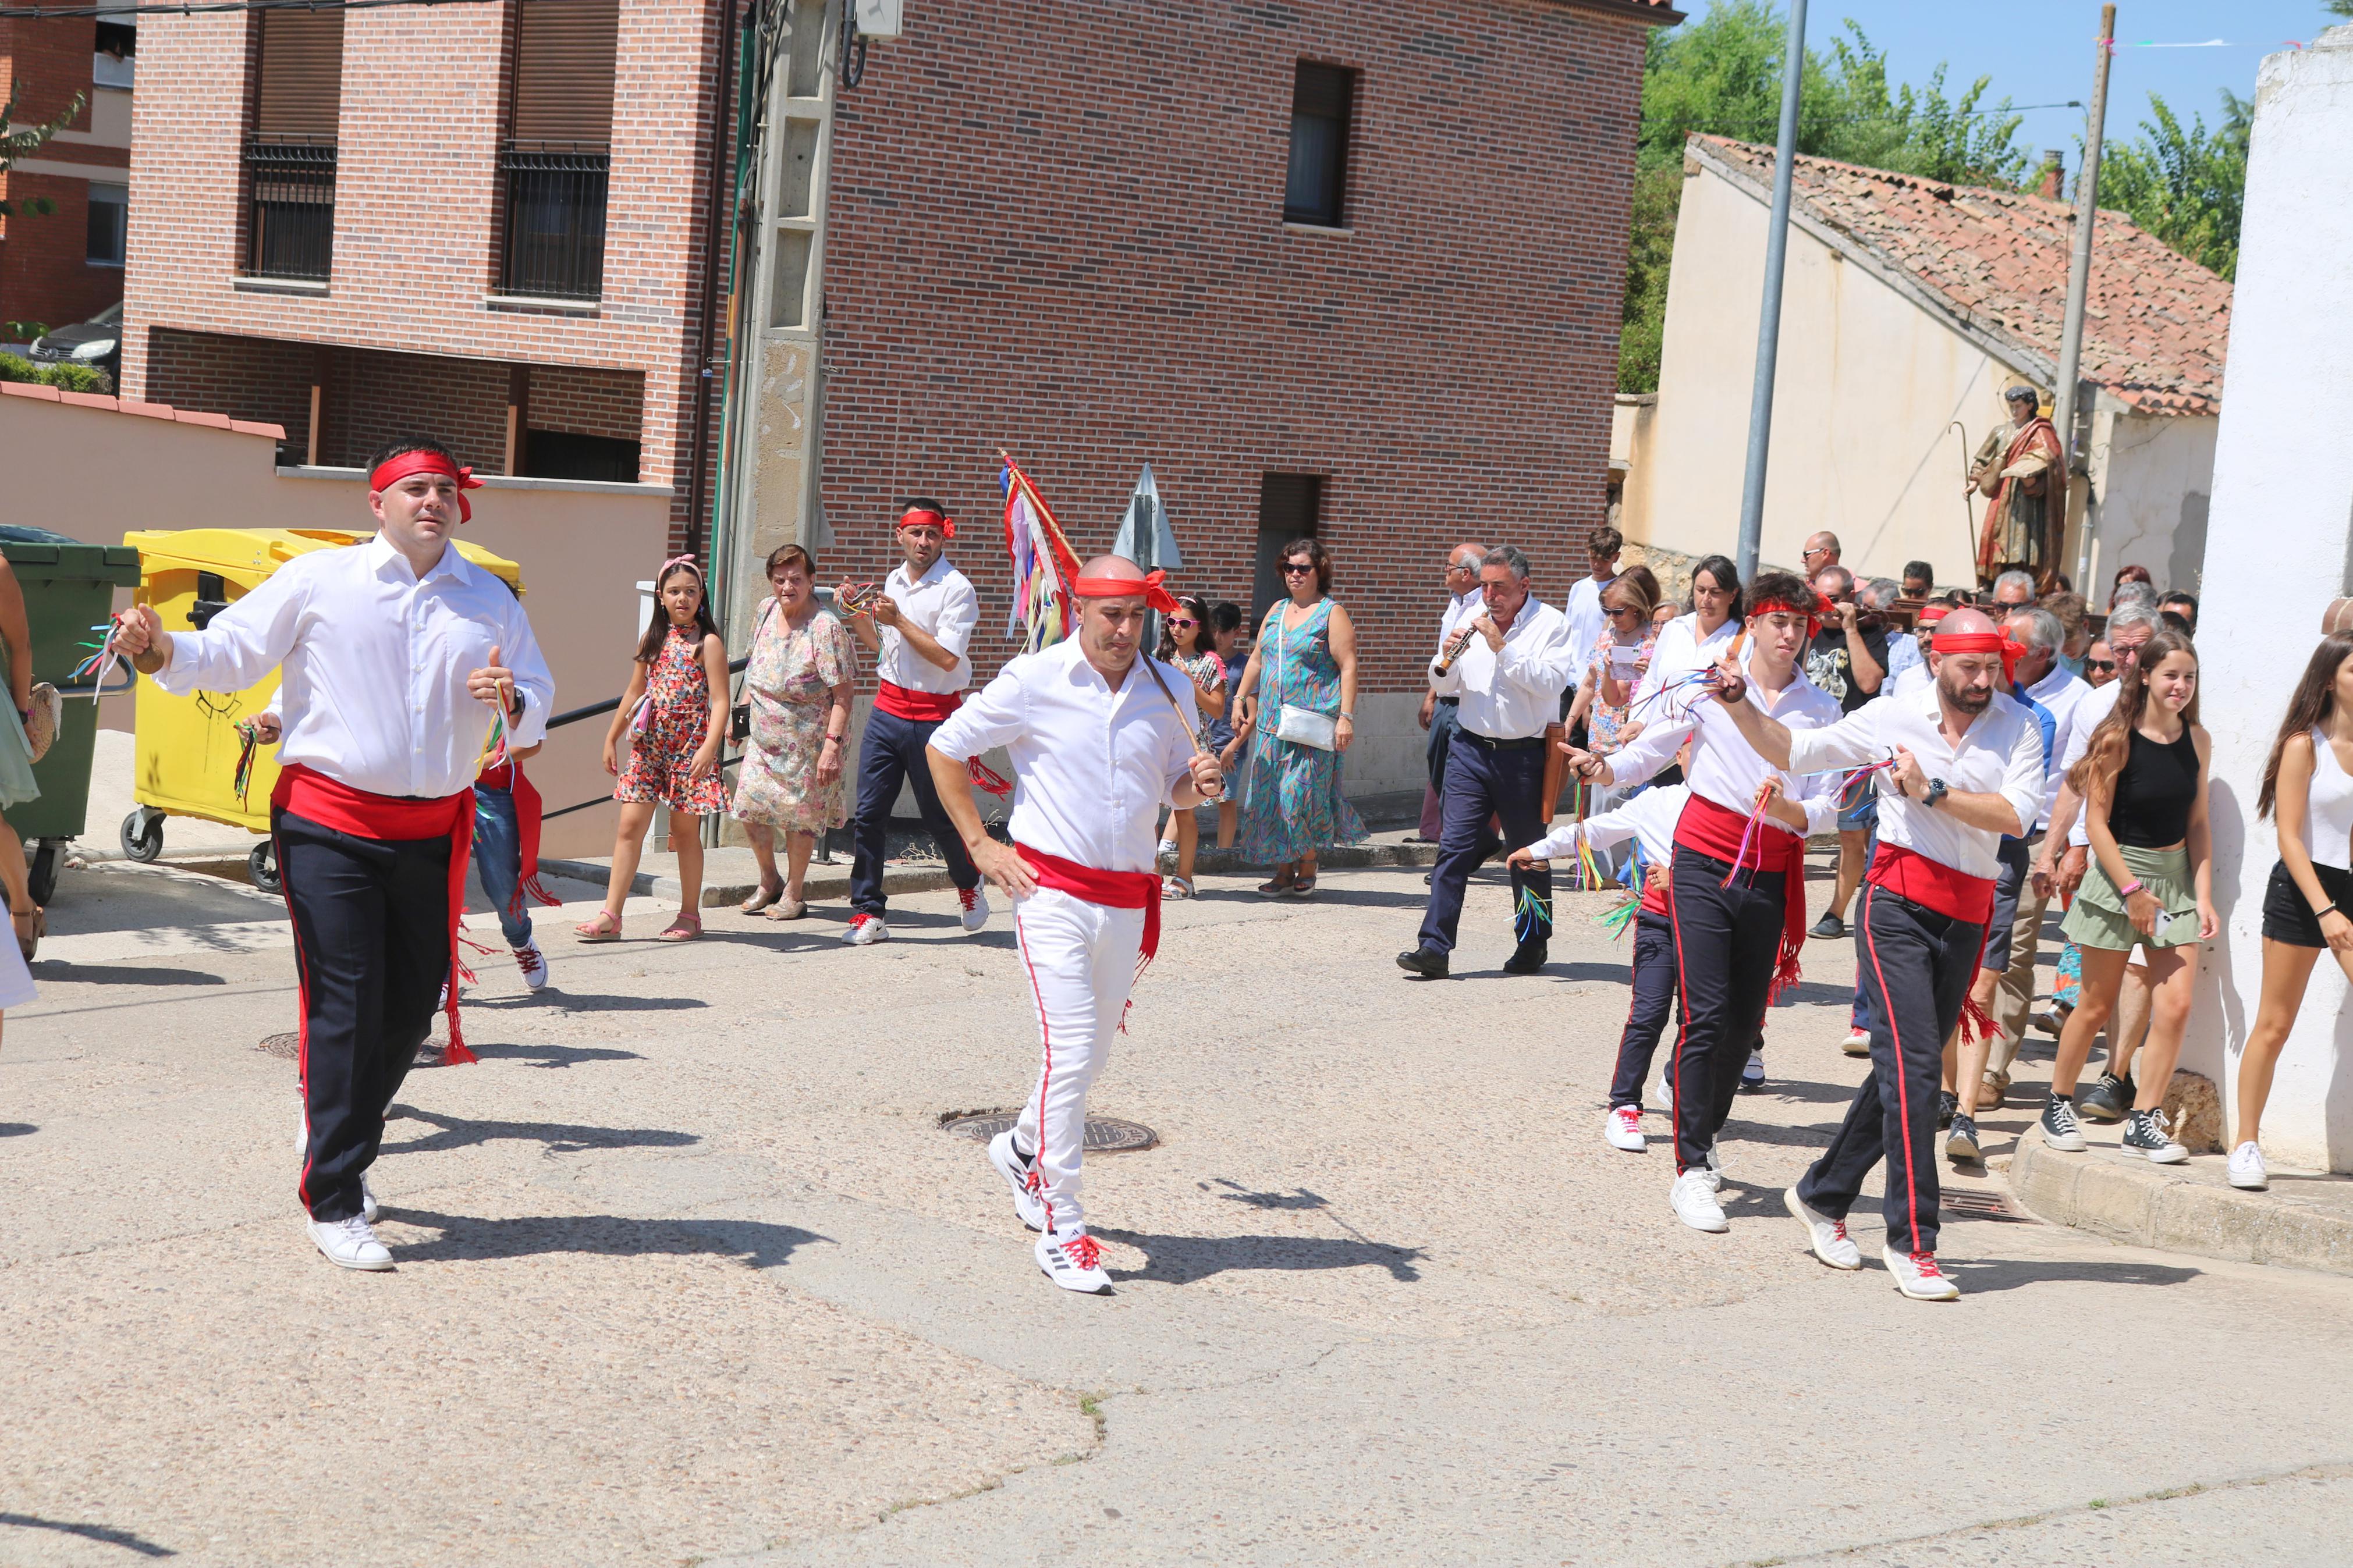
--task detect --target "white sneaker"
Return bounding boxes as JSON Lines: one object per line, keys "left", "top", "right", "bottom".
{"left": 1784, "top": 1187, "right": 1861, "bottom": 1270}
{"left": 958, "top": 886, "right": 991, "bottom": 934}
{"left": 1842, "top": 1028, "right": 1872, "bottom": 1058}
{"left": 1703, "top": 1143, "right": 1724, "bottom": 1190}
{"left": 989, "top": 1129, "right": 1047, "bottom": 1231}
{"left": 296, "top": 1101, "right": 308, "bottom": 1158}
{"left": 308, "top": 1214, "right": 393, "bottom": 1272}
{"left": 1603, "top": 1105, "right": 1646, "bottom": 1152}
{"left": 1883, "top": 1245, "right": 1960, "bottom": 1302}
{"left": 512, "top": 939, "right": 548, "bottom": 990}
{"left": 1156, "top": 837, "right": 1178, "bottom": 859}
{"left": 841, "top": 913, "right": 890, "bottom": 945}
{"left": 1670, "top": 1169, "right": 1728, "bottom": 1233}
{"left": 1036, "top": 1228, "right": 1113, "bottom": 1294}
{"left": 2227, "top": 1140, "right": 2268, "bottom": 1191}
{"left": 1655, "top": 1073, "right": 1675, "bottom": 1117}
{"left": 361, "top": 1174, "right": 378, "bottom": 1225}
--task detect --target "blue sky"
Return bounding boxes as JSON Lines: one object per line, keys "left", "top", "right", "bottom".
{"left": 1671, "top": 1, "right": 2338, "bottom": 155}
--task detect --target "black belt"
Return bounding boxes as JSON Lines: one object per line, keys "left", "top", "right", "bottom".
{"left": 1457, "top": 730, "right": 1545, "bottom": 752}
{"left": 1435, "top": 695, "right": 1460, "bottom": 706}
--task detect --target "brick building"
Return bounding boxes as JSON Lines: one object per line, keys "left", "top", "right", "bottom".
{"left": 0, "top": 3, "right": 132, "bottom": 342}
{"left": 122, "top": 0, "right": 731, "bottom": 535}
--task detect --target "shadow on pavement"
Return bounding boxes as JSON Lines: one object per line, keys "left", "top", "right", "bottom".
{"left": 514, "top": 989, "right": 709, "bottom": 1014}
{"left": 28, "top": 961, "right": 229, "bottom": 987}
{"left": 0, "top": 1122, "right": 34, "bottom": 1138}
{"left": 382, "top": 1208, "right": 826, "bottom": 1269}
{"left": 1941, "top": 1256, "right": 2203, "bottom": 1295}
{"left": 382, "top": 1106, "right": 699, "bottom": 1157}
{"left": 0, "top": 1512, "right": 175, "bottom": 1558}
{"left": 460, "top": 1040, "right": 647, "bottom": 1070}
{"left": 1095, "top": 1226, "right": 1426, "bottom": 1285}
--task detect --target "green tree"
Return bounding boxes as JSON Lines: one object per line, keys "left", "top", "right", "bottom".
{"left": 2098, "top": 91, "right": 2251, "bottom": 279}
{"left": 1, "top": 78, "right": 86, "bottom": 220}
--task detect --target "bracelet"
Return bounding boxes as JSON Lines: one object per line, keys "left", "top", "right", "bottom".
{"left": 2117, "top": 879, "right": 2145, "bottom": 898}
{"left": 1338, "top": 711, "right": 1354, "bottom": 721}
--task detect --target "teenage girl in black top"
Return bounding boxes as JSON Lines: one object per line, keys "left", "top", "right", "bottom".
{"left": 2041, "top": 630, "right": 2216, "bottom": 1164}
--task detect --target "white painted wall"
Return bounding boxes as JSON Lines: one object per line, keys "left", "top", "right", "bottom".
{"left": 2188, "top": 27, "right": 2353, "bottom": 1172}
{"left": 2081, "top": 402, "right": 2218, "bottom": 594}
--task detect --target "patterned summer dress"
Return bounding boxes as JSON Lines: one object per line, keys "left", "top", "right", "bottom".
{"left": 1582, "top": 629, "right": 1658, "bottom": 753}
{"left": 730, "top": 601, "right": 857, "bottom": 834}
{"left": 616, "top": 624, "right": 730, "bottom": 815}
{"left": 1235, "top": 598, "right": 1367, "bottom": 864}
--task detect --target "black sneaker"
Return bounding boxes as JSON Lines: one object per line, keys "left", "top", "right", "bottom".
{"left": 2079, "top": 1071, "right": 2135, "bottom": 1123}
{"left": 2121, "top": 1108, "right": 2189, "bottom": 1164}
{"left": 1944, "top": 1113, "right": 1981, "bottom": 1163}
{"left": 1502, "top": 943, "right": 1548, "bottom": 975}
{"left": 1396, "top": 945, "right": 1450, "bottom": 979}
{"left": 2039, "top": 1094, "right": 2088, "bottom": 1152}
{"left": 1810, "top": 911, "right": 1846, "bottom": 940}
{"left": 1937, "top": 1089, "right": 1958, "bottom": 1130}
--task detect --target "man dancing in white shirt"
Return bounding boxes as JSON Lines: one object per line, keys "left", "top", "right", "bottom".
{"left": 115, "top": 439, "right": 555, "bottom": 1271}
{"left": 927, "top": 557, "right": 1224, "bottom": 1295}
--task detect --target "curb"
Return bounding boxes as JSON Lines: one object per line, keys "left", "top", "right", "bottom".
{"left": 2007, "top": 1125, "right": 2353, "bottom": 1277}
{"left": 537, "top": 855, "right": 963, "bottom": 908}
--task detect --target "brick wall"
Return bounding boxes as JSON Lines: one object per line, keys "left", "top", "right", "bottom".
{"left": 531, "top": 362, "right": 643, "bottom": 443}
{"left": 146, "top": 328, "right": 313, "bottom": 445}
{"left": 0, "top": 12, "right": 126, "bottom": 336}
{"left": 812, "top": 0, "right": 1653, "bottom": 693}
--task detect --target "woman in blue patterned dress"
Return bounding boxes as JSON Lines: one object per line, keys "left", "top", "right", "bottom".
{"left": 1231, "top": 539, "right": 1365, "bottom": 897}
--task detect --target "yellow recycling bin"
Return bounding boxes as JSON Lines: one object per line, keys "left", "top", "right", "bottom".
{"left": 118, "top": 527, "right": 524, "bottom": 889}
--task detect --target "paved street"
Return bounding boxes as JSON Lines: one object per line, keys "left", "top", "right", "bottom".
{"left": 6, "top": 856, "right": 2352, "bottom": 1566}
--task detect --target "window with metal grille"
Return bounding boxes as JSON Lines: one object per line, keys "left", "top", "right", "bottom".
{"left": 245, "top": 8, "right": 343, "bottom": 280}
{"left": 502, "top": 0, "right": 617, "bottom": 299}
{"left": 1284, "top": 63, "right": 1355, "bottom": 229}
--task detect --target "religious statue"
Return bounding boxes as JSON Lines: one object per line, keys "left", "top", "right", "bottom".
{"left": 1969, "top": 383, "right": 2067, "bottom": 586}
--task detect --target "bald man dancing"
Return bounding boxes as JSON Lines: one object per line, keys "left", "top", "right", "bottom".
{"left": 928, "top": 557, "right": 1225, "bottom": 1295}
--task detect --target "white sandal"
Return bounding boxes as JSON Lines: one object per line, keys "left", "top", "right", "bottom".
{"left": 1166, "top": 876, "right": 1195, "bottom": 900}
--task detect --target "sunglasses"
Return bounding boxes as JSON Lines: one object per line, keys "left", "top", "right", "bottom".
{"left": 1169, "top": 618, "right": 1198, "bottom": 628}
{"left": 1283, "top": 562, "right": 1315, "bottom": 575}
{"left": 2087, "top": 660, "right": 2117, "bottom": 673}
{"left": 1606, "top": 604, "right": 1644, "bottom": 618}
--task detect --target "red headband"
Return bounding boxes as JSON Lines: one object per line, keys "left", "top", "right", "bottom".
{"left": 370, "top": 451, "right": 482, "bottom": 522}
{"left": 1932, "top": 630, "right": 2025, "bottom": 684}
{"left": 1917, "top": 603, "right": 1953, "bottom": 625}
{"left": 899, "top": 507, "right": 956, "bottom": 540}
{"left": 1073, "top": 569, "right": 1180, "bottom": 614}
{"left": 1749, "top": 595, "right": 1823, "bottom": 637}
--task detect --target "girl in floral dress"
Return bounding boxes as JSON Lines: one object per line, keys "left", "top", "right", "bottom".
{"left": 731, "top": 544, "right": 857, "bottom": 920}
{"left": 1152, "top": 593, "right": 1227, "bottom": 898}
{"left": 580, "top": 557, "right": 730, "bottom": 942}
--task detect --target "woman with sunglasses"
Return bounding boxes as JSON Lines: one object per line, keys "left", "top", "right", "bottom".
{"left": 2082, "top": 639, "right": 2119, "bottom": 688}
{"left": 1564, "top": 566, "right": 1661, "bottom": 831}
{"left": 1152, "top": 594, "right": 1227, "bottom": 898}
{"left": 1231, "top": 539, "right": 1365, "bottom": 897}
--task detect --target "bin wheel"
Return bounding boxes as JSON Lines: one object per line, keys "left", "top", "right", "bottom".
{"left": 249, "top": 840, "right": 282, "bottom": 894}
{"left": 27, "top": 840, "right": 60, "bottom": 906}
{"left": 120, "top": 810, "right": 163, "bottom": 862}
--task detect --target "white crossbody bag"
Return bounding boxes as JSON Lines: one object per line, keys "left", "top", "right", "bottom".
{"left": 1272, "top": 609, "right": 1338, "bottom": 751}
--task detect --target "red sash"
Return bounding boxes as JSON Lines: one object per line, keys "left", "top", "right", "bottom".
{"left": 874, "top": 681, "right": 963, "bottom": 722}
{"left": 272, "top": 763, "right": 478, "bottom": 1064}
{"left": 1016, "top": 842, "right": 1162, "bottom": 1028}
{"left": 475, "top": 759, "right": 561, "bottom": 915}
{"left": 1867, "top": 842, "right": 2000, "bottom": 1044}
{"left": 1674, "top": 791, "right": 1809, "bottom": 1003}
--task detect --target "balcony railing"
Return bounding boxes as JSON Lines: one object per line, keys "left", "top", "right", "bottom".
{"left": 501, "top": 145, "right": 609, "bottom": 300}
{"left": 244, "top": 140, "right": 337, "bottom": 282}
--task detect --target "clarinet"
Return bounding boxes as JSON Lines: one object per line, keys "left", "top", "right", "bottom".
{"left": 1433, "top": 621, "right": 1479, "bottom": 677}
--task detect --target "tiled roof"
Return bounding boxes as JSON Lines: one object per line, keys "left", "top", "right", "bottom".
{"left": 1692, "top": 136, "right": 2230, "bottom": 417}
{"left": 0, "top": 379, "right": 287, "bottom": 438}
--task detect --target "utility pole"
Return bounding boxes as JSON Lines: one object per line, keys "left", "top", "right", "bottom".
{"left": 2060, "top": 3, "right": 2117, "bottom": 588}
{"left": 1733, "top": 0, "right": 1808, "bottom": 583}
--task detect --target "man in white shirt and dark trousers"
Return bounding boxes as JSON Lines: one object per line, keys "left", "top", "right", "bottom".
{"left": 839, "top": 501, "right": 989, "bottom": 945}
{"left": 1418, "top": 542, "right": 1486, "bottom": 841}
{"left": 115, "top": 440, "right": 555, "bottom": 1272}
{"left": 1560, "top": 525, "right": 1619, "bottom": 737}
{"left": 1713, "top": 607, "right": 2045, "bottom": 1301}
{"left": 1563, "top": 573, "right": 1841, "bottom": 1233}
{"left": 927, "top": 558, "right": 1223, "bottom": 1295}
{"left": 1399, "top": 546, "right": 1579, "bottom": 980}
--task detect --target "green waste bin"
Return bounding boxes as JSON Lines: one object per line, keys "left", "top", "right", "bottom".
{"left": 1, "top": 524, "right": 143, "bottom": 904}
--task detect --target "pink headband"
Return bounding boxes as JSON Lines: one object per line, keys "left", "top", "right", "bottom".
{"left": 658, "top": 554, "right": 704, "bottom": 580}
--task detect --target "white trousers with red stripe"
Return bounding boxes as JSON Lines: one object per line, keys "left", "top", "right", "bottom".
{"left": 1012, "top": 887, "right": 1143, "bottom": 1233}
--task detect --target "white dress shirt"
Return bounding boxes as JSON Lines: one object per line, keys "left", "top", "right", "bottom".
{"left": 1562, "top": 574, "right": 1611, "bottom": 688}
{"left": 875, "top": 556, "right": 980, "bottom": 692}
{"left": 928, "top": 638, "right": 1200, "bottom": 874}
{"left": 2022, "top": 663, "right": 2092, "bottom": 830}
{"left": 2060, "top": 680, "right": 2123, "bottom": 847}
{"left": 1633, "top": 611, "right": 1739, "bottom": 706}
{"left": 1436, "top": 588, "right": 1484, "bottom": 652}
{"left": 1529, "top": 778, "right": 1837, "bottom": 865}
{"left": 1784, "top": 682, "right": 2047, "bottom": 880}
{"left": 152, "top": 534, "right": 554, "bottom": 801}
{"left": 1426, "top": 596, "right": 1579, "bottom": 740}
{"left": 1607, "top": 648, "right": 1844, "bottom": 834}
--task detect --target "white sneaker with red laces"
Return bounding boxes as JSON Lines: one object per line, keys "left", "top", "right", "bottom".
{"left": 840, "top": 913, "right": 890, "bottom": 945}
{"left": 959, "top": 886, "right": 991, "bottom": 933}
{"left": 512, "top": 938, "right": 548, "bottom": 990}
{"left": 1784, "top": 1187, "right": 1861, "bottom": 1269}
{"left": 1842, "top": 1027, "right": 1872, "bottom": 1057}
{"left": 989, "top": 1129, "right": 1047, "bottom": 1231}
{"left": 1036, "top": 1228, "right": 1113, "bottom": 1293}
{"left": 1603, "top": 1105, "right": 1646, "bottom": 1152}
{"left": 1884, "top": 1245, "right": 1961, "bottom": 1301}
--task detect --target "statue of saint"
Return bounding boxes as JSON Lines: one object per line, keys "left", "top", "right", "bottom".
{"left": 1969, "top": 384, "right": 2065, "bottom": 585}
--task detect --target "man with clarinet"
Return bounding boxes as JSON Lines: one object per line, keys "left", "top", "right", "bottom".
{"left": 1399, "top": 545, "right": 1579, "bottom": 980}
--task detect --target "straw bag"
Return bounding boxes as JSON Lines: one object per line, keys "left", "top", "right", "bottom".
{"left": 22, "top": 681, "right": 58, "bottom": 763}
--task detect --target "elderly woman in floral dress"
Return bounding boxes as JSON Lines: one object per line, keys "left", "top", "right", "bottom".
{"left": 733, "top": 545, "right": 857, "bottom": 919}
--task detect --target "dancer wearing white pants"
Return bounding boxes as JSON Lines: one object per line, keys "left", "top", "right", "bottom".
{"left": 928, "top": 555, "right": 1223, "bottom": 1295}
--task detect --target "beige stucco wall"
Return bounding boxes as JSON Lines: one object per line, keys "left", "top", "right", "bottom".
{"left": 3, "top": 394, "right": 673, "bottom": 858}
{"left": 2081, "top": 400, "right": 2218, "bottom": 594}
{"left": 1610, "top": 393, "right": 1659, "bottom": 546}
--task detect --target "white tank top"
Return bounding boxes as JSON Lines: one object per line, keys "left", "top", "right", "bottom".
{"left": 2306, "top": 728, "right": 2353, "bottom": 870}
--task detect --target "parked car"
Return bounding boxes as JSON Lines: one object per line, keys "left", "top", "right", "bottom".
{"left": 30, "top": 302, "right": 121, "bottom": 387}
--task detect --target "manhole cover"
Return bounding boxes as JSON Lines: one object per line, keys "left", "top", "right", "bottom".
{"left": 941, "top": 1111, "right": 1158, "bottom": 1153}
{"left": 1943, "top": 1189, "right": 2029, "bottom": 1224}
{"left": 258, "top": 1032, "right": 301, "bottom": 1059}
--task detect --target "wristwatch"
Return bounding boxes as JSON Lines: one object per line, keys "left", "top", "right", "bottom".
{"left": 1923, "top": 777, "right": 1949, "bottom": 809}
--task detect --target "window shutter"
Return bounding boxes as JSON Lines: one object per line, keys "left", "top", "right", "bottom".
{"left": 253, "top": 9, "right": 346, "bottom": 141}
{"left": 512, "top": 0, "right": 619, "bottom": 148}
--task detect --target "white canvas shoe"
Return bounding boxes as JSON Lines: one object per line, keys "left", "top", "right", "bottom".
{"left": 1036, "top": 1228, "right": 1113, "bottom": 1294}
{"left": 1842, "top": 1028, "right": 1872, "bottom": 1057}
{"left": 959, "top": 886, "right": 991, "bottom": 934}
{"left": 1670, "top": 1170, "right": 1728, "bottom": 1233}
{"left": 308, "top": 1214, "right": 393, "bottom": 1272}
{"left": 989, "top": 1129, "right": 1047, "bottom": 1231}
{"left": 2227, "top": 1140, "right": 2268, "bottom": 1190}
{"left": 1602, "top": 1105, "right": 1646, "bottom": 1153}
{"left": 512, "top": 939, "right": 549, "bottom": 990}
{"left": 1884, "top": 1245, "right": 1961, "bottom": 1302}
{"left": 1784, "top": 1187, "right": 1861, "bottom": 1270}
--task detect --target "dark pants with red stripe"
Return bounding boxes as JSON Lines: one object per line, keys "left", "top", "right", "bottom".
{"left": 1798, "top": 881, "right": 1982, "bottom": 1257}
{"left": 1666, "top": 844, "right": 1784, "bottom": 1172}
{"left": 276, "top": 810, "right": 451, "bottom": 1224}
{"left": 1610, "top": 909, "right": 1677, "bottom": 1110}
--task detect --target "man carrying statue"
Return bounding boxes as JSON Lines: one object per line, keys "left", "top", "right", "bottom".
{"left": 1970, "top": 383, "right": 2066, "bottom": 587}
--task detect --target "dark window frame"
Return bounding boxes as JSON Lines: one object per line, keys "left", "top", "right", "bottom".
{"left": 1252, "top": 472, "right": 1325, "bottom": 621}
{"left": 1284, "top": 62, "right": 1357, "bottom": 229}
{"left": 499, "top": 143, "right": 611, "bottom": 300}
{"left": 85, "top": 182, "right": 127, "bottom": 266}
